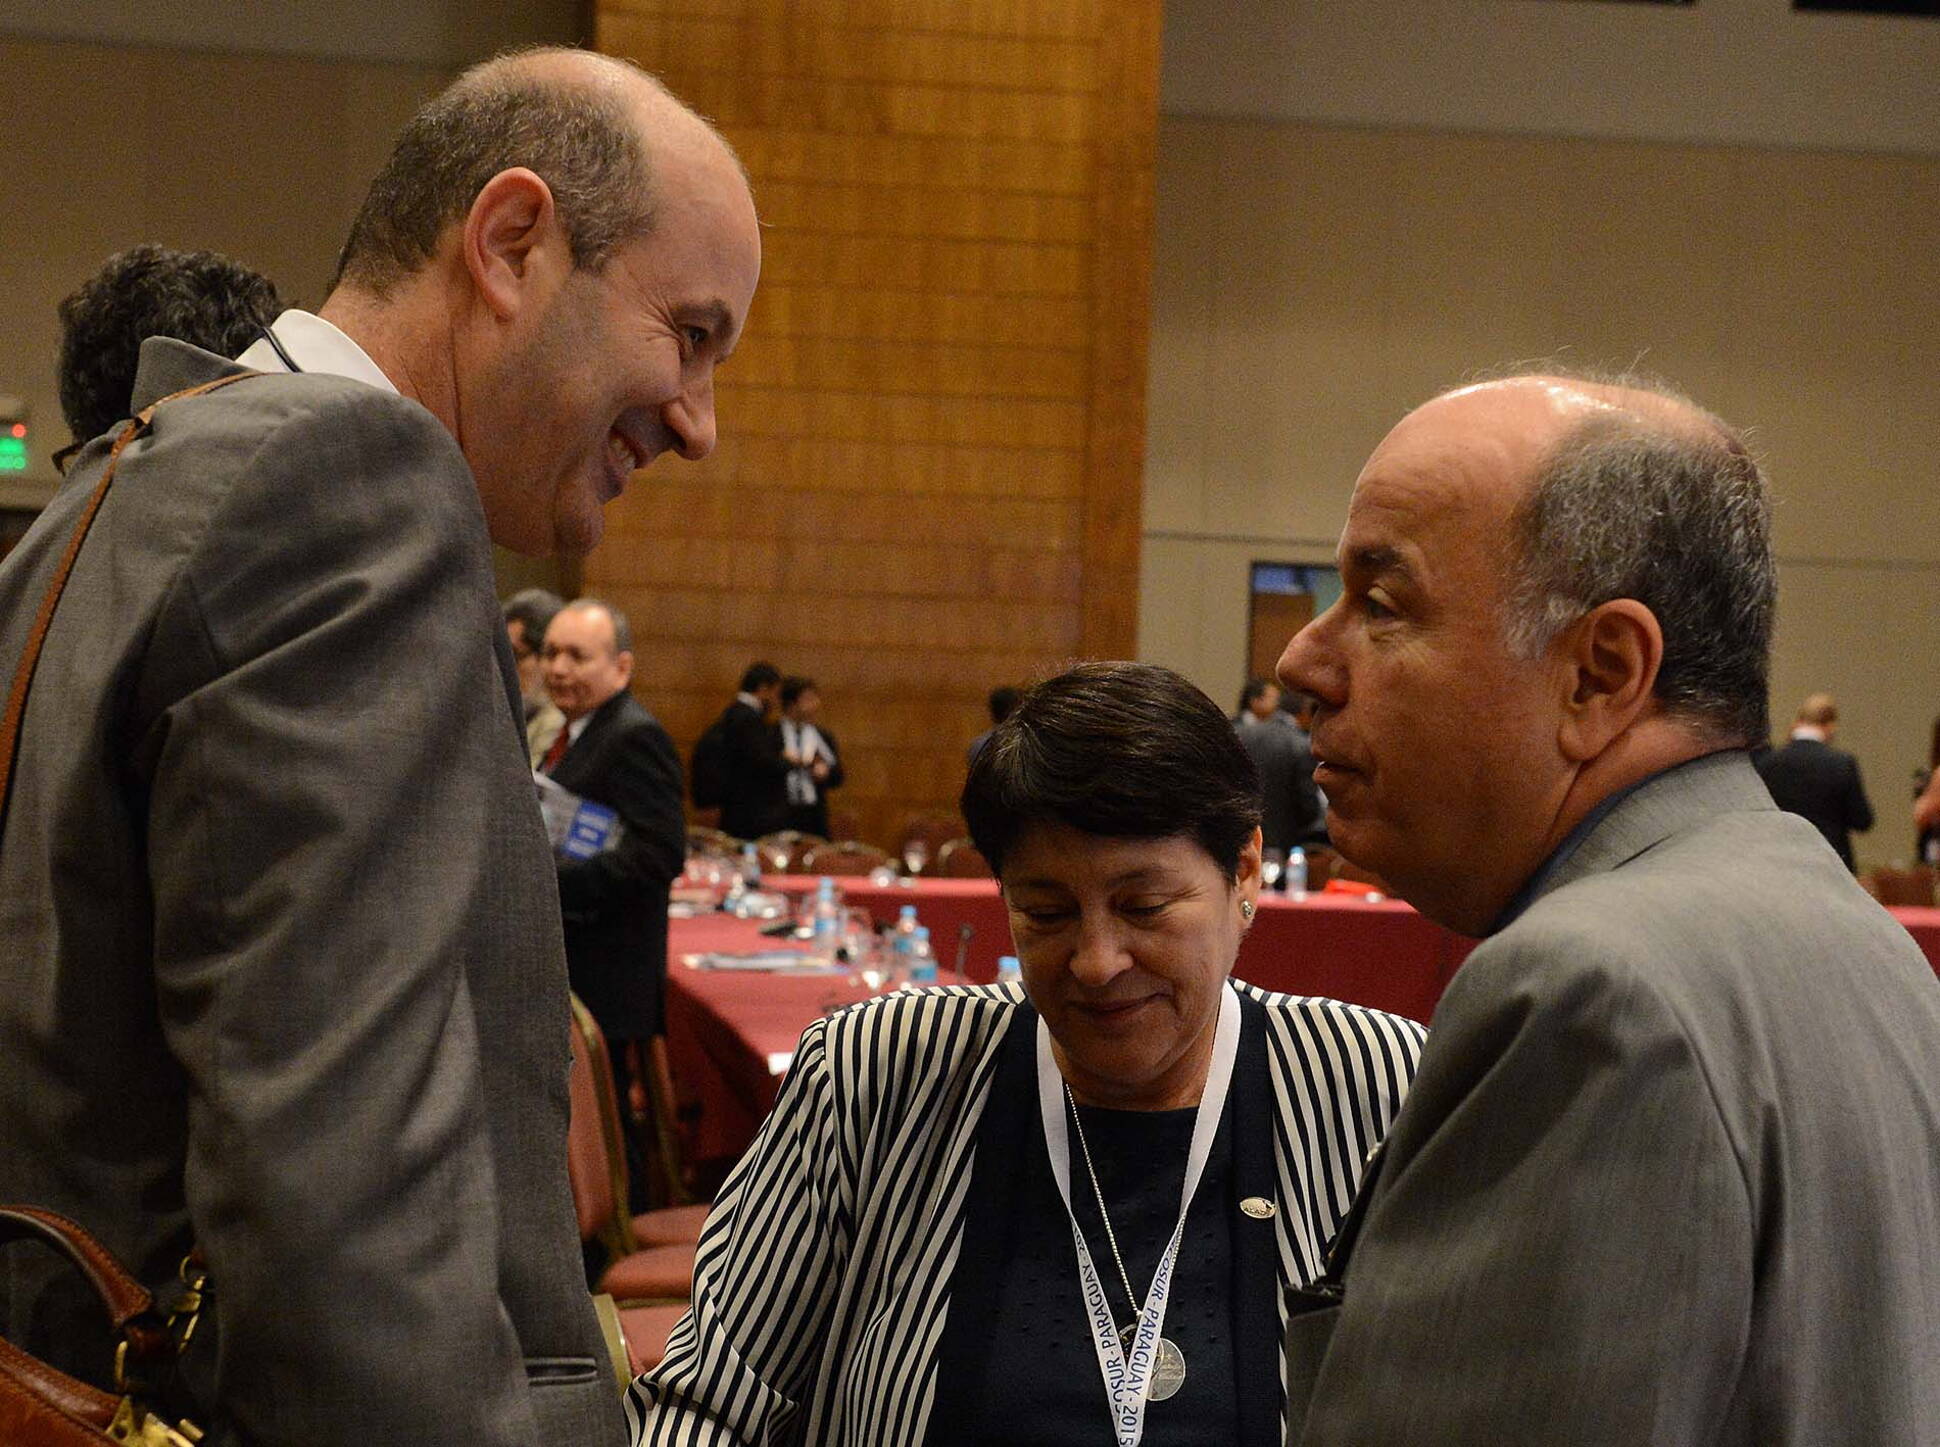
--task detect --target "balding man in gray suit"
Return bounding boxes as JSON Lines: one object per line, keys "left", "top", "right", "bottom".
{"left": 0, "top": 49, "right": 758, "bottom": 1447}
{"left": 1277, "top": 374, "right": 1940, "bottom": 1444}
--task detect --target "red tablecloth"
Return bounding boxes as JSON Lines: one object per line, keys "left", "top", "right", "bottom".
{"left": 761, "top": 877, "right": 1470, "bottom": 1017}
{"left": 666, "top": 884, "right": 1940, "bottom": 1175}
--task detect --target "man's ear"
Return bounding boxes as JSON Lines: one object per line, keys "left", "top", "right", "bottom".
{"left": 615, "top": 650, "right": 636, "bottom": 689}
{"left": 461, "top": 167, "right": 567, "bottom": 320}
{"left": 1556, "top": 599, "right": 1663, "bottom": 762}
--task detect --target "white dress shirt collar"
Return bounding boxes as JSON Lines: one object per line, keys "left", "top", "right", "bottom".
{"left": 235, "top": 309, "right": 398, "bottom": 395}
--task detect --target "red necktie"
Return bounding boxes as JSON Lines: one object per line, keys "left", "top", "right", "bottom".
{"left": 540, "top": 726, "right": 570, "bottom": 774}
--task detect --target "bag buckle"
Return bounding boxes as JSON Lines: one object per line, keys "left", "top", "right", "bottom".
{"left": 107, "top": 1395, "right": 205, "bottom": 1445}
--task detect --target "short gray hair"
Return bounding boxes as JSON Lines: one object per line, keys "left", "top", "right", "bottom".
{"left": 1503, "top": 399, "right": 1774, "bottom": 747}
{"left": 333, "top": 49, "right": 660, "bottom": 295}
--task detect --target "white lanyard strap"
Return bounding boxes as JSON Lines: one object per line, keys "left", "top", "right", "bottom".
{"left": 1037, "top": 983, "right": 1241, "bottom": 1447}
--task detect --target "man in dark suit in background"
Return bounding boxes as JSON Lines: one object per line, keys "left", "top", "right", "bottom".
{"left": 1755, "top": 692, "right": 1874, "bottom": 870}
{"left": 541, "top": 598, "right": 685, "bottom": 1199}
{"left": 1234, "top": 677, "right": 1323, "bottom": 856}
{"left": 712, "top": 660, "right": 789, "bottom": 840}
{"left": 1279, "top": 372, "right": 1940, "bottom": 1444}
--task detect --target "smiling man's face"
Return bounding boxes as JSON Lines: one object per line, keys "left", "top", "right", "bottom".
{"left": 465, "top": 114, "right": 760, "bottom": 556}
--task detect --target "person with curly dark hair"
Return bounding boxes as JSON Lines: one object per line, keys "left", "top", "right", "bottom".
{"left": 53, "top": 244, "right": 282, "bottom": 470}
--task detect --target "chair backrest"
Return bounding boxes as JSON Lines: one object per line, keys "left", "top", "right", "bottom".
{"left": 933, "top": 837, "right": 993, "bottom": 878}
{"left": 896, "top": 812, "right": 962, "bottom": 875}
{"left": 686, "top": 824, "right": 737, "bottom": 857}
{"left": 755, "top": 829, "right": 826, "bottom": 873}
{"left": 643, "top": 1036, "right": 692, "bottom": 1209}
{"left": 567, "top": 995, "right": 638, "bottom": 1259}
{"left": 1864, "top": 864, "right": 1936, "bottom": 908}
{"left": 800, "top": 839, "right": 894, "bottom": 876}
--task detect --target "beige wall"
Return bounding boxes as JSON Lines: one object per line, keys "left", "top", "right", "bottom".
{"left": 1143, "top": 114, "right": 1940, "bottom": 870}
{"left": 0, "top": 35, "right": 447, "bottom": 489}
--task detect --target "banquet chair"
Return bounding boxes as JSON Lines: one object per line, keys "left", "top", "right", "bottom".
{"left": 824, "top": 805, "right": 863, "bottom": 844}
{"left": 1862, "top": 864, "right": 1936, "bottom": 908}
{"left": 933, "top": 838, "right": 993, "bottom": 878}
{"left": 685, "top": 824, "right": 738, "bottom": 857}
{"left": 896, "top": 812, "right": 962, "bottom": 876}
{"left": 800, "top": 839, "right": 895, "bottom": 876}
{"left": 754, "top": 829, "right": 824, "bottom": 873}
{"left": 614, "top": 1301, "right": 689, "bottom": 1376}
{"left": 567, "top": 997, "right": 702, "bottom": 1303}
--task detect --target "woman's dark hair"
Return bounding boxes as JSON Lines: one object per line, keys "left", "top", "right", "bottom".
{"left": 781, "top": 675, "right": 816, "bottom": 709}
{"left": 962, "top": 661, "right": 1262, "bottom": 880}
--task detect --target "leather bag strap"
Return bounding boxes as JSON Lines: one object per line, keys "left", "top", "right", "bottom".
{"left": 0, "top": 1208, "right": 156, "bottom": 1344}
{"left": 0, "top": 372, "right": 257, "bottom": 837}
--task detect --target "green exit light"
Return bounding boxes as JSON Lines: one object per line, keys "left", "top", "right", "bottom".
{"left": 0, "top": 436, "right": 26, "bottom": 472}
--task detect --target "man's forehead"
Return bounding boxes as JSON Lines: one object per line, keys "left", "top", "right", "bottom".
{"left": 1339, "top": 379, "right": 1601, "bottom": 556}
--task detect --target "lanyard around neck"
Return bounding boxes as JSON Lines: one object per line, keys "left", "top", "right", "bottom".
{"left": 1036, "top": 983, "right": 1241, "bottom": 1447}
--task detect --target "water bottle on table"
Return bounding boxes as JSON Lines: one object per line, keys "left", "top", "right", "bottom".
{"left": 811, "top": 877, "right": 843, "bottom": 962}
{"left": 1286, "top": 846, "right": 1308, "bottom": 899}
{"left": 905, "top": 926, "right": 939, "bottom": 987}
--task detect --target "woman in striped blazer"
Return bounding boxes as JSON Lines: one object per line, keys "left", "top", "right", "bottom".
{"left": 629, "top": 663, "right": 1425, "bottom": 1447}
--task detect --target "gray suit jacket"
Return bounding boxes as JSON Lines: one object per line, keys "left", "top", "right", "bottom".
{"left": 0, "top": 341, "right": 622, "bottom": 1446}
{"left": 1288, "top": 750, "right": 1940, "bottom": 1445}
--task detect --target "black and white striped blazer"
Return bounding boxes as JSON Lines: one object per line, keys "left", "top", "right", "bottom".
{"left": 627, "top": 980, "right": 1425, "bottom": 1446}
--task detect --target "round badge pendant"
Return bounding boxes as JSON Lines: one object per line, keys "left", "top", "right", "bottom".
{"left": 1145, "top": 1337, "right": 1187, "bottom": 1401}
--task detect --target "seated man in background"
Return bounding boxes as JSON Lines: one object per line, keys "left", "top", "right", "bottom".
{"left": 53, "top": 243, "right": 281, "bottom": 472}
{"left": 541, "top": 596, "right": 686, "bottom": 1203}
{"left": 1754, "top": 691, "right": 1873, "bottom": 871}
{"left": 1279, "top": 372, "right": 1940, "bottom": 1444}
{"left": 779, "top": 674, "right": 843, "bottom": 838}
{"left": 503, "top": 586, "right": 567, "bottom": 766}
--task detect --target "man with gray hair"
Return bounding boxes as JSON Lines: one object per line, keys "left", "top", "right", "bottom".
{"left": 504, "top": 585, "right": 568, "bottom": 764}
{"left": 1278, "top": 374, "right": 1940, "bottom": 1443}
{"left": 0, "top": 47, "right": 757, "bottom": 1447}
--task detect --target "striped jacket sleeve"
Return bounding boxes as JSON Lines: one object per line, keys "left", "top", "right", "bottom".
{"left": 624, "top": 1012, "right": 851, "bottom": 1446}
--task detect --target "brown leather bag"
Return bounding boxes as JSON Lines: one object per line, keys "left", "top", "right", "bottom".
{"left": 0, "top": 1206, "right": 204, "bottom": 1445}
{"left": 0, "top": 377, "right": 257, "bottom": 1447}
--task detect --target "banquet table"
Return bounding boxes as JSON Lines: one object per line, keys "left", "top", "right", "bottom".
{"left": 665, "top": 880, "right": 1940, "bottom": 1179}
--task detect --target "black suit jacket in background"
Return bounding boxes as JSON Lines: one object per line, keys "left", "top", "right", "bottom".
{"left": 715, "top": 698, "right": 789, "bottom": 841}
{"left": 551, "top": 690, "right": 686, "bottom": 1039}
{"left": 1237, "top": 715, "right": 1325, "bottom": 854}
{"left": 1754, "top": 735, "right": 1874, "bottom": 870}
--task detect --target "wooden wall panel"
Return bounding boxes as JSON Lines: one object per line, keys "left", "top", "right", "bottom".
{"left": 593, "top": 0, "right": 1158, "bottom": 851}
